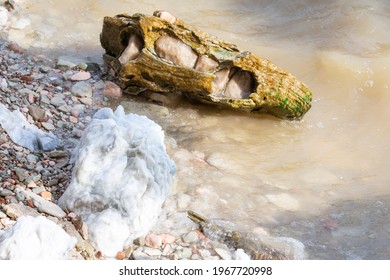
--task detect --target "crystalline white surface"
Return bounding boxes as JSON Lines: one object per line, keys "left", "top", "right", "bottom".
{"left": 58, "top": 106, "right": 176, "bottom": 257}
{"left": 233, "top": 248, "right": 251, "bottom": 260}
{"left": 0, "top": 216, "right": 76, "bottom": 260}
{"left": 0, "top": 104, "right": 59, "bottom": 151}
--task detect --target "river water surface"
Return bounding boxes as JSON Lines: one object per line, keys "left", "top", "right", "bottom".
{"left": 5, "top": 0, "right": 390, "bottom": 259}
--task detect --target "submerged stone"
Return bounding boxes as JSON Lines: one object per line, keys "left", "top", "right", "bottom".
{"left": 100, "top": 11, "right": 312, "bottom": 119}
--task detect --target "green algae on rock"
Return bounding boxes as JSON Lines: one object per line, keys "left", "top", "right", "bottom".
{"left": 100, "top": 11, "right": 312, "bottom": 119}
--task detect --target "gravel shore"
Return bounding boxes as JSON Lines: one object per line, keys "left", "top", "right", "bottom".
{"left": 0, "top": 36, "right": 246, "bottom": 260}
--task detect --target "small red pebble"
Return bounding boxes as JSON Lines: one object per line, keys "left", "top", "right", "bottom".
{"left": 95, "top": 251, "right": 103, "bottom": 259}
{"left": 6, "top": 179, "right": 16, "bottom": 184}
{"left": 69, "top": 116, "right": 78, "bottom": 124}
{"left": 194, "top": 229, "right": 206, "bottom": 239}
{"left": 8, "top": 42, "right": 24, "bottom": 54}
{"left": 0, "top": 197, "right": 6, "bottom": 205}
{"left": 70, "top": 109, "right": 80, "bottom": 117}
{"left": 159, "top": 233, "right": 176, "bottom": 245}
{"left": 145, "top": 233, "right": 163, "bottom": 249}
{"left": 103, "top": 81, "right": 122, "bottom": 98}
{"left": 27, "top": 199, "right": 34, "bottom": 208}
{"left": 116, "top": 251, "right": 126, "bottom": 260}
{"left": 323, "top": 218, "right": 338, "bottom": 231}
{"left": 27, "top": 181, "right": 37, "bottom": 188}
{"left": 69, "top": 71, "right": 91, "bottom": 81}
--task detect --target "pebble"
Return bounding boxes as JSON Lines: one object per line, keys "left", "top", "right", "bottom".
{"left": 161, "top": 244, "right": 173, "bottom": 256}
{"left": 132, "top": 248, "right": 153, "bottom": 260}
{"left": 69, "top": 71, "right": 91, "bottom": 81}
{"left": 19, "top": 188, "right": 66, "bottom": 218}
{"left": 80, "top": 97, "right": 93, "bottom": 105}
{"left": 143, "top": 247, "right": 162, "bottom": 257}
{"left": 50, "top": 96, "right": 66, "bottom": 107}
{"left": 176, "top": 247, "right": 192, "bottom": 259}
{"left": 58, "top": 105, "right": 70, "bottom": 113}
{"left": 57, "top": 56, "right": 85, "bottom": 69}
{"left": 182, "top": 231, "right": 199, "bottom": 243}
{"left": 14, "top": 168, "right": 27, "bottom": 181}
{"left": 0, "top": 189, "right": 14, "bottom": 197}
{"left": 116, "top": 251, "right": 126, "bottom": 260}
{"left": 103, "top": 81, "right": 122, "bottom": 98}
{"left": 39, "top": 66, "right": 51, "bottom": 73}
{"left": 42, "top": 122, "right": 55, "bottom": 131}
{"left": 27, "top": 180, "right": 37, "bottom": 188}
{"left": 40, "top": 94, "right": 51, "bottom": 105}
{"left": 0, "top": 211, "right": 6, "bottom": 219}
{"left": 145, "top": 233, "right": 163, "bottom": 249}
{"left": 32, "top": 186, "right": 45, "bottom": 194}
{"left": 69, "top": 116, "right": 78, "bottom": 124}
{"left": 160, "top": 233, "right": 176, "bottom": 244}
{"left": 71, "top": 81, "right": 93, "bottom": 98}
{"left": 7, "top": 41, "right": 24, "bottom": 54}
{"left": 27, "top": 105, "right": 45, "bottom": 121}
{"left": 26, "top": 154, "right": 39, "bottom": 163}
{"left": 3, "top": 202, "right": 40, "bottom": 219}
{"left": 177, "top": 193, "right": 191, "bottom": 209}
{"left": 215, "top": 248, "right": 232, "bottom": 260}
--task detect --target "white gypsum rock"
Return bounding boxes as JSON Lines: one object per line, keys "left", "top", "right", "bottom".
{"left": 58, "top": 105, "right": 176, "bottom": 257}
{"left": 0, "top": 215, "right": 76, "bottom": 260}
{"left": 0, "top": 104, "right": 59, "bottom": 151}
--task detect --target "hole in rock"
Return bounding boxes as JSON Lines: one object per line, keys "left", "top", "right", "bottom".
{"left": 224, "top": 69, "right": 255, "bottom": 99}
{"left": 118, "top": 33, "right": 144, "bottom": 65}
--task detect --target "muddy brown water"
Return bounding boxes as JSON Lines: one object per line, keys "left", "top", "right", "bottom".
{"left": 6, "top": 0, "right": 390, "bottom": 259}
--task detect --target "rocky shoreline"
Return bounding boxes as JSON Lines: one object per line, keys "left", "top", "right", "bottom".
{"left": 0, "top": 37, "right": 248, "bottom": 260}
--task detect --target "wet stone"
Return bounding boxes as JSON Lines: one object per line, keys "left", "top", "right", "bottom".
{"left": 182, "top": 231, "right": 199, "bottom": 243}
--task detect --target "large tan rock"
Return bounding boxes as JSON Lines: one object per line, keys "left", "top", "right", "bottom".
{"left": 100, "top": 11, "right": 312, "bottom": 119}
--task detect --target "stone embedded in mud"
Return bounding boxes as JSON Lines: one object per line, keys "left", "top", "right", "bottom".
{"left": 100, "top": 11, "right": 312, "bottom": 119}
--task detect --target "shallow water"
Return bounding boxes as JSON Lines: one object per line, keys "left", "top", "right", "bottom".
{"left": 4, "top": 0, "right": 390, "bottom": 259}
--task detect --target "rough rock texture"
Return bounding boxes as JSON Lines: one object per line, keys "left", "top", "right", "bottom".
{"left": 0, "top": 215, "right": 77, "bottom": 260}
{"left": 100, "top": 11, "right": 312, "bottom": 119}
{"left": 58, "top": 106, "right": 176, "bottom": 257}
